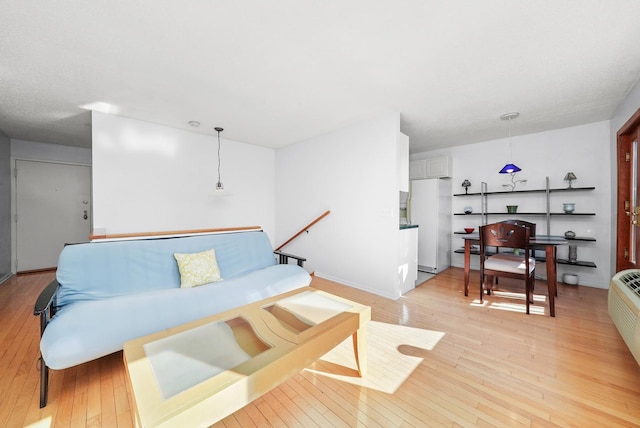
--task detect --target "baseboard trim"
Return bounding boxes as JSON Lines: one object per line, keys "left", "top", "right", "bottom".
{"left": 0, "top": 272, "right": 13, "bottom": 285}
{"left": 17, "top": 267, "right": 56, "bottom": 275}
{"left": 313, "top": 272, "right": 398, "bottom": 300}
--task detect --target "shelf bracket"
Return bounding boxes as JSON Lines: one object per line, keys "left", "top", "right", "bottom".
{"left": 546, "top": 176, "right": 551, "bottom": 234}
{"left": 481, "top": 182, "right": 488, "bottom": 226}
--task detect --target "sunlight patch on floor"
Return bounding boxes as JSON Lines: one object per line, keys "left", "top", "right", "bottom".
{"left": 489, "top": 302, "right": 547, "bottom": 315}
{"left": 490, "top": 290, "right": 547, "bottom": 303}
{"left": 25, "top": 417, "right": 52, "bottom": 428}
{"left": 305, "top": 321, "right": 445, "bottom": 394}
{"left": 470, "top": 293, "right": 547, "bottom": 315}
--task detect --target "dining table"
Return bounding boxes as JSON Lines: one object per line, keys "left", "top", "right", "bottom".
{"left": 461, "top": 233, "right": 567, "bottom": 317}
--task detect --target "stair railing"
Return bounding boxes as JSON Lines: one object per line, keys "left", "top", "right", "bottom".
{"left": 275, "top": 210, "right": 331, "bottom": 251}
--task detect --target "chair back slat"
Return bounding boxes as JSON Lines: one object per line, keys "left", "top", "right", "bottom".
{"left": 498, "top": 219, "right": 536, "bottom": 237}
{"left": 480, "top": 223, "right": 530, "bottom": 250}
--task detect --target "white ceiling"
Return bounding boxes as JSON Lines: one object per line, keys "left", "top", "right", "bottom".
{"left": 2, "top": 1, "right": 640, "bottom": 154}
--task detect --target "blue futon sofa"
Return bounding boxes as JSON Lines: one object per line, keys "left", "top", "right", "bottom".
{"left": 34, "top": 230, "right": 311, "bottom": 407}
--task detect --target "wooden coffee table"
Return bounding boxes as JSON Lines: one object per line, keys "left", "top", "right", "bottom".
{"left": 123, "top": 287, "right": 371, "bottom": 427}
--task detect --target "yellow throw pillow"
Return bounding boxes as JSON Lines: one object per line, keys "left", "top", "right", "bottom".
{"left": 174, "top": 249, "right": 222, "bottom": 288}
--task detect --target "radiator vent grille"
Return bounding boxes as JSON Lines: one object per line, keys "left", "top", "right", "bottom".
{"left": 618, "top": 271, "right": 640, "bottom": 297}
{"left": 609, "top": 287, "right": 637, "bottom": 349}
{"left": 609, "top": 269, "right": 640, "bottom": 367}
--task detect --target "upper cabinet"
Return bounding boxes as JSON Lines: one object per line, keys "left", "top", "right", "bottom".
{"left": 398, "top": 133, "right": 409, "bottom": 192}
{"left": 410, "top": 156, "right": 452, "bottom": 180}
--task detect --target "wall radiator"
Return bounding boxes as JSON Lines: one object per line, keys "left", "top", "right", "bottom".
{"left": 609, "top": 269, "right": 640, "bottom": 366}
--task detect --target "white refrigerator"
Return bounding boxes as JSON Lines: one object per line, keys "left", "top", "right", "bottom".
{"left": 409, "top": 178, "right": 452, "bottom": 273}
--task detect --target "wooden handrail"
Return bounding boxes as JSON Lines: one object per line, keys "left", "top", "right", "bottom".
{"left": 90, "top": 225, "right": 262, "bottom": 241}
{"left": 275, "top": 210, "right": 331, "bottom": 251}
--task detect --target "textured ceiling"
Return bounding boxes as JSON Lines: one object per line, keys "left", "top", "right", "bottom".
{"left": 1, "top": 1, "right": 640, "bottom": 153}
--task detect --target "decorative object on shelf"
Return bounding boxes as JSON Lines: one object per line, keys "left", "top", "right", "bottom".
{"left": 564, "top": 230, "right": 576, "bottom": 238}
{"left": 461, "top": 179, "right": 471, "bottom": 194}
{"left": 563, "top": 273, "right": 579, "bottom": 285}
{"left": 501, "top": 171, "right": 528, "bottom": 192}
{"left": 568, "top": 244, "right": 578, "bottom": 263}
{"left": 213, "top": 127, "right": 231, "bottom": 196}
{"left": 464, "top": 228, "right": 475, "bottom": 233}
{"left": 463, "top": 206, "right": 473, "bottom": 214}
{"left": 506, "top": 205, "right": 518, "bottom": 214}
{"left": 563, "top": 203, "right": 575, "bottom": 214}
{"left": 564, "top": 172, "right": 577, "bottom": 188}
{"left": 499, "top": 112, "right": 527, "bottom": 191}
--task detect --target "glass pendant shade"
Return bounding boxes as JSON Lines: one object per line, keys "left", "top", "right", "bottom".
{"left": 499, "top": 163, "right": 521, "bottom": 174}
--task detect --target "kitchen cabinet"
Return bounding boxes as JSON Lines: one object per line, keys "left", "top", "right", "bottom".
{"left": 409, "top": 159, "right": 426, "bottom": 180}
{"left": 426, "top": 157, "right": 451, "bottom": 177}
{"left": 410, "top": 156, "right": 451, "bottom": 180}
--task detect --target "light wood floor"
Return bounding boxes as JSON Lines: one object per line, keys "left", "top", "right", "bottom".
{"left": 2, "top": 268, "right": 640, "bottom": 427}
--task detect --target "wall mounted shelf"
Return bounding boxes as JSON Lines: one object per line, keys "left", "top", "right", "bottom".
{"left": 453, "top": 248, "right": 597, "bottom": 268}
{"left": 453, "top": 186, "right": 595, "bottom": 197}
{"left": 453, "top": 179, "right": 597, "bottom": 269}
{"left": 454, "top": 212, "right": 596, "bottom": 216}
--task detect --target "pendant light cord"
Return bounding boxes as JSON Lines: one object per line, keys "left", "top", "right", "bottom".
{"left": 217, "top": 131, "right": 222, "bottom": 183}
{"left": 508, "top": 117, "right": 513, "bottom": 162}
{"left": 500, "top": 112, "right": 519, "bottom": 163}
{"left": 214, "top": 127, "right": 224, "bottom": 189}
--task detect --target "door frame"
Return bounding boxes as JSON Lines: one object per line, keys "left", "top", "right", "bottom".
{"left": 616, "top": 108, "right": 640, "bottom": 271}
{"left": 10, "top": 156, "right": 92, "bottom": 274}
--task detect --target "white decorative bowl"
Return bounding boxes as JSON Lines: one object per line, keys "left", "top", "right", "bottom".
{"left": 563, "top": 273, "right": 578, "bottom": 285}
{"left": 563, "top": 203, "right": 575, "bottom": 213}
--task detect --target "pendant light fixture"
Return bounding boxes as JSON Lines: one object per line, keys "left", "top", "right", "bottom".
{"left": 499, "top": 112, "right": 521, "bottom": 174}
{"left": 499, "top": 112, "right": 526, "bottom": 191}
{"left": 214, "top": 126, "right": 229, "bottom": 195}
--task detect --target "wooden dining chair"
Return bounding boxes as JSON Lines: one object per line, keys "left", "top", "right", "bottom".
{"left": 479, "top": 222, "right": 535, "bottom": 314}
{"left": 499, "top": 219, "right": 536, "bottom": 237}
{"left": 496, "top": 219, "right": 537, "bottom": 291}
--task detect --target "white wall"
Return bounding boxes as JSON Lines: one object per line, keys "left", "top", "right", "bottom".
{"left": 412, "top": 121, "right": 612, "bottom": 289}
{"left": 92, "top": 112, "right": 276, "bottom": 240}
{"left": 275, "top": 112, "right": 403, "bottom": 299}
{"left": 10, "top": 139, "right": 92, "bottom": 164}
{"left": 0, "top": 131, "right": 10, "bottom": 281}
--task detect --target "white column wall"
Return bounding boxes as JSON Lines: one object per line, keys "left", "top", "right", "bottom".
{"left": 91, "top": 112, "right": 276, "bottom": 240}
{"left": 412, "top": 120, "right": 612, "bottom": 289}
{"left": 275, "top": 112, "right": 402, "bottom": 299}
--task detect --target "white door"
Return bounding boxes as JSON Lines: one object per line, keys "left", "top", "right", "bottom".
{"left": 16, "top": 160, "right": 91, "bottom": 271}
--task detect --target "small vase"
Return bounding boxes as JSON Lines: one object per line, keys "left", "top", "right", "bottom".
{"left": 563, "top": 203, "right": 575, "bottom": 214}
{"left": 506, "top": 205, "right": 518, "bottom": 214}
{"left": 568, "top": 245, "right": 578, "bottom": 263}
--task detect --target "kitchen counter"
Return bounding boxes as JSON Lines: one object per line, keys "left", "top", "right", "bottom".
{"left": 399, "top": 224, "right": 419, "bottom": 230}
